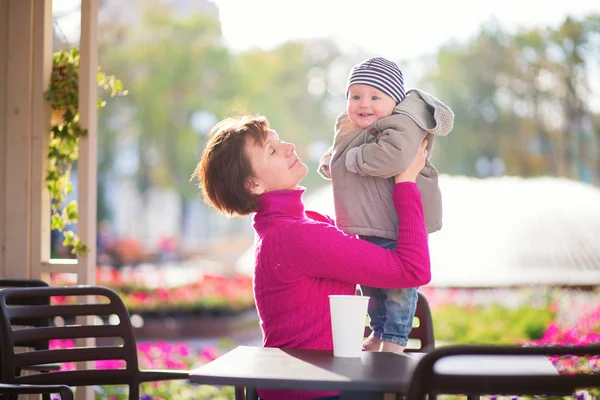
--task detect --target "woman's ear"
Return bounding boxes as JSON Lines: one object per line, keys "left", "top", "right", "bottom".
{"left": 245, "top": 176, "right": 265, "bottom": 195}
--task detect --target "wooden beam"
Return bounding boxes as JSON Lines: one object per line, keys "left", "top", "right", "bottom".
{"left": 41, "top": 259, "right": 79, "bottom": 274}
{"left": 78, "top": 2, "right": 99, "bottom": 398}
{"left": 4, "top": 0, "right": 34, "bottom": 278}
{"left": 30, "top": 0, "right": 53, "bottom": 280}
{"left": 0, "top": 0, "right": 9, "bottom": 275}
{"left": 78, "top": 0, "right": 98, "bottom": 286}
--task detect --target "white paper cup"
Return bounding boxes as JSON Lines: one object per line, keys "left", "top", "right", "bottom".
{"left": 329, "top": 295, "right": 370, "bottom": 358}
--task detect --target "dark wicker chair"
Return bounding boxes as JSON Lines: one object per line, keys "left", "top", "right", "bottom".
{"left": 0, "top": 285, "right": 189, "bottom": 399}
{"left": 363, "top": 291, "right": 435, "bottom": 353}
{"left": 0, "top": 278, "right": 59, "bottom": 400}
{"left": 0, "top": 383, "right": 73, "bottom": 400}
{"left": 407, "top": 344, "right": 600, "bottom": 400}
{"left": 0, "top": 279, "right": 49, "bottom": 289}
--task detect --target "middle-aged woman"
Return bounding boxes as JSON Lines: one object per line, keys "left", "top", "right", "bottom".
{"left": 192, "top": 114, "right": 430, "bottom": 400}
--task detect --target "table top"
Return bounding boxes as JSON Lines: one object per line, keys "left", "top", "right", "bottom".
{"left": 189, "top": 346, "right": 558, "bottom": 393}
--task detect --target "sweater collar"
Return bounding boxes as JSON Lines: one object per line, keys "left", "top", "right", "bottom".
{"left": 254, "top": 187, "right": 306, "bottom": 222}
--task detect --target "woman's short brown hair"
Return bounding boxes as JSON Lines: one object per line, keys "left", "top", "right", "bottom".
{"left": 192, "top": 114, "right": 270, "bottom": 216}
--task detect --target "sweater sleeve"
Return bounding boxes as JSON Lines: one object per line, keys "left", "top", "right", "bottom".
{"left": 279, "top": 182, "right": 431, "bottom": 289}
{"left": 305, "top": 210, "right": 335, "bottom": 226}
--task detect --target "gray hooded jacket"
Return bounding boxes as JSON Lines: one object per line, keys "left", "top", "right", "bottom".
{"left": 318, "top": 89, "right": 454, "bottom": 239}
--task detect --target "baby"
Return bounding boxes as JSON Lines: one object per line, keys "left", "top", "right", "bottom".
{"left": 319, "top": 57, "right": 454, "bottom": 354}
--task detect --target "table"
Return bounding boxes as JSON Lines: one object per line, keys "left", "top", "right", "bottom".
{"left": 189, "top": 346, "right": 558, "bottom": 400}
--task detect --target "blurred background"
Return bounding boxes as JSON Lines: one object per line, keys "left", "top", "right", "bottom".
{"left": 50, "top": 0, "right": 600, "bottom": 264}
{"left": 47, "top": 1, "right": 600, "bottom": 398}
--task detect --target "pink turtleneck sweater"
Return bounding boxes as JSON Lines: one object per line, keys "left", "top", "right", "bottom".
{"left": 252, "top": 182, "right": 430, "bottom": 400}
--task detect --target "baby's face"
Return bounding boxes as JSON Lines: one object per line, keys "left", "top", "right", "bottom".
{"left": 346, "top": 84, "right": 396, "bottom": 129}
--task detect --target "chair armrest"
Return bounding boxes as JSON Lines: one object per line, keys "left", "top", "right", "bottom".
{"left": 138, "top": 369, "right": 190, "bottom": 383}
{"left": 24, "top": 362, "right": 62, "bottom": 372}
{"left": 0, "top": 383, "right": 74, "bottom": 400}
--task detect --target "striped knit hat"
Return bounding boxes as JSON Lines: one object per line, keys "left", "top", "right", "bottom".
{"left": 346, "top": 57, "right": 405, "bottom": 104}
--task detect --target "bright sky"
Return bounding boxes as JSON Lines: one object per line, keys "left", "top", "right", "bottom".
{"left": 54, "top": 0, "right": 600, "bottom": 60}
{"left": 212, "top": 0, "right": 600, "bottom": 60}
{"left": 53, "top": 0, "right": 600, "bottom": 108}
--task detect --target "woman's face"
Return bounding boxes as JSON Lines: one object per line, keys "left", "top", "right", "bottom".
{"left": 244, "top": 129, "right": 308, "bottom": 195}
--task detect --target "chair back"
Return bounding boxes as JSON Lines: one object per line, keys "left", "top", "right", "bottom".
{"left": 409, "top": 292, "right": 434, "bottom": 353}
{"left": 363, "top": 291, "right": 435, "bottom": 353}
{"left": 0, "top": 285, "right": 140, "bottom": 387}
{"left": 0, "top": 279, "right": 52, "bottom": 380}
{"left": 0, "top": 279, "right": 49, "bottom": 289}
{"left": 0, "top": 279, "right": 51, "bottom": 328}
{"left": 0, "top": 382, "right": 74, "bottom": 400}
{"left": 407, "top": 344, "right": 600, "bottom": 399}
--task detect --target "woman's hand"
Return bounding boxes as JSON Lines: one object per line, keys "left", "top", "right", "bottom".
{"left": 394, "top": 139, "right": 428, "bottom": 183}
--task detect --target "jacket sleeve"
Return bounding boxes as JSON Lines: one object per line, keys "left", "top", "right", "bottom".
{"left": 319, "top": 112, "right": 360, "bottom": 180}
{"left": 345, "top": 116, "right": 427, "bottom": 179}
{"left": 277, "top": 183, "right": 431, "bottom": 289}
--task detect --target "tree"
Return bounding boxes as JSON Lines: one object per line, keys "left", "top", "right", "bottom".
{"left": 97, "top": 3, "right": 344, "bottom": 242}
{"left": 419, "top": 14, "right": 600, "bottom": 182}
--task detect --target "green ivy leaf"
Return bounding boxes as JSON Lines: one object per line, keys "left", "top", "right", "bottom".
{"left": 51, "top": 215, "right": 64, "bottom": 231}
{"left": 45, "top": 48, "right": 127, "bottom": 257}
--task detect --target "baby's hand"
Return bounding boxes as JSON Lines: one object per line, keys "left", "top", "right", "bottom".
{"left": 318, "top": 147, "right": 333, "bottom": 179}
{"left": 335, "top": 114, "right": 359, "bottom": 134}
{"left": 319, "top": 164, "right": 331, "bottom": 179}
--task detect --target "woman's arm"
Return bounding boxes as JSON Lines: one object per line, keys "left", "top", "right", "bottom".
{"left": 305, "top": 210, "right": 335, "bottom": 226}
{"left": 278, "top": 182, "right": 430, "bottom": 289}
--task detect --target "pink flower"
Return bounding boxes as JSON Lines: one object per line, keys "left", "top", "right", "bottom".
{"left": 537, "top": 322, "right": 561, "bottom": 344}
{"left": 176, "top": 342, "right": 190, "bottom": 357}
{"left": 157, "top": 288, "right": 170, "bottom": 301}
{"left": 165, "top": 358, "right": 186, "bottom": 369}
{"left": 200, "top": 345, "right": 217, "bottom": 361}
{"left": 154, "top": 341, "right": 172, "bottom": 354}
{"left": 96, "top": 359, "right": 125, "bottom": 370}
{"left": 137, "top": 342, "right": 153, "bottom": 354}
{"left": 61, "top": 362, "right": 76, "bottom": 371}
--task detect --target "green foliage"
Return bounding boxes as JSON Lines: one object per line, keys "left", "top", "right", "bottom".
{"left": 420, "top": 14, "right": 600, "bottom": 180}
{"left": 94, "top": 5, "right": 600, "bottom": 243}
{"left": 97, "top": 7, "right": 343, "bottom": 203}
{"left": 45, "top": 48, "right": 126, "bottom": 256}
{"left": 433, "top": 303, "right": 555, "bottom": 345}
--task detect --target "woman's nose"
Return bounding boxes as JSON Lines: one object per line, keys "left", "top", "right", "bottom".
{"left": 284, "top": 142, "right": 295, "bottom": 156}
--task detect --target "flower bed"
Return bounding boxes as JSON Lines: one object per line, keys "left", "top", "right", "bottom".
{"left": 50, "top": 340, "right": 234, "bottom": 400}
{"left": 422, "top": 287, "right": 600, "bottom": 400}
{"left": 50, "top": 266, "right": 255, "bottom": 317}
{"left": 529, "top": 298, "right": 600, "bottom": 399}
{"left": 42, "top": 286, "right": 599, "bottom": 399}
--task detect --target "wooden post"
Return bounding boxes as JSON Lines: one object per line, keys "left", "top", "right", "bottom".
{"left": 78, "top": 0, "right": 99, "bottom": 288}
{"left": 4, "top": 0, "right": 34, "bottom": 278}
{"left": 78, "top": 2, "right": 99, "bottom": 399}
{"left": 30, "top": 0, "right": 53, "bottom": 281}
{"left": 0, "top": 0, "right": 8, "bottom": 275}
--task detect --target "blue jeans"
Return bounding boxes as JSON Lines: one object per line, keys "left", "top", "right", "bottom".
{"left": 359, "top": 236, "right": 419, "bottom": 347}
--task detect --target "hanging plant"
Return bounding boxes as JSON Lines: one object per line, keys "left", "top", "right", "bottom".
{"left": 45, "top": 48, "right": 127, "bottom": 256}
